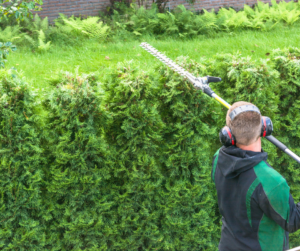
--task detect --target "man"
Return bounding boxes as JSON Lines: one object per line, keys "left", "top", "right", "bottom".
{"left": 212, "top": 101, "right": 300, "bottom": 251}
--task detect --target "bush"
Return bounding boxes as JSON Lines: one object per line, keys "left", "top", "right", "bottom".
{"left": 101, "top": 61, "right": 220, "bottom": 250}
{"left": 106, "top": 0, "right": 300, "bottom": 39}
{"left": 271, "top": 48, "right": 300, "bottom": 203}
{"left": 0, "top": 69, "right": 46, "bottom": 249}
{"left": 2, "top": 48, "right": 300, "bottom": 249}
{"left": 58, "top": 15, "right": 110, "bottom": 40}
{"left": 268, "top": 47, "right": 300, "bottom": 248}
{"left": 42, "top": 72, "right": 112, "bottom": 249}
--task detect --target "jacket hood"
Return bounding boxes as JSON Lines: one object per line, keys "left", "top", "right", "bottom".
{"left": 218, "top": 146, "right": 268, "bottom": 179}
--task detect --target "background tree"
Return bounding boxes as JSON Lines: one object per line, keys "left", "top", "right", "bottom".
{"left": 0, "top": 0, "right": 43, "bottom": 68}
{"left": 0, "top": 0, "right": 42, "bottom": 20}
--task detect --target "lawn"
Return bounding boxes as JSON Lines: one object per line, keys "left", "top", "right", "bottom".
{"left": 7, "top": 23, "right": 300, "bottom": 93}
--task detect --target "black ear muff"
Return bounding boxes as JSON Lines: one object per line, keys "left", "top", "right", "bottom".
{"left": 219, "top": 126, "right": 236, "bottom": 147}
{"left": 261, "top": 116, "right": 273, "bottom": 137}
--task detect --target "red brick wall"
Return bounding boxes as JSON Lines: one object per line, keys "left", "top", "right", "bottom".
{"left": 37, "top": 0, "right": 109, "bottom": 22}
{"left": 167, "top": 0, "right": 273, "bottom": 11}
{"left": 37, "top": 0, "right": 289, "bottom": 22}
{"left": 169, "top": 0, "right": 291, "bottom": 11}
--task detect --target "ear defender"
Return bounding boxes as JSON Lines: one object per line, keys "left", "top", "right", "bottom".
{"left": 261, "top": 116, "right": 273, "bottom": 137}
{"left": 219, "top": 105, "right": 274, "bottom": 146}
{"left": 219, "top": 126, "right": 236, "bottom": 147}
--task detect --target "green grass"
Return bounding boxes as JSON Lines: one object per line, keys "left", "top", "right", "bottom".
{"left": 6, "top": 23, "right": 300, "bottom": 93}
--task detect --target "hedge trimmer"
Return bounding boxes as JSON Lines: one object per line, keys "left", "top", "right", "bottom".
{"left": 140, "top": 42, "right": 300, "bottom": 164}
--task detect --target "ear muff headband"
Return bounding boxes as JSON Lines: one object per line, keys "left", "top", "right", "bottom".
{"left": 229, "top": 105, "right": 261, "bottom": 121}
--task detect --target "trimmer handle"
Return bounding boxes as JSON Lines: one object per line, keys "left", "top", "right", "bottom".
{"left": 198, "top": 76, "right": 222, "bottom": 97}
{"left": 206, "top": 76, "right": 222, "bottom": 83}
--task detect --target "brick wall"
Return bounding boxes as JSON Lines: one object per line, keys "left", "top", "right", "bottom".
{"left": 37, "top": 0, "right": 109, "bottom": 22}
{"left": 37, "top": 0, "right": 286, "bottom": 22}
{"left": 167, "top": 0, "right": 273, "bottom": 11}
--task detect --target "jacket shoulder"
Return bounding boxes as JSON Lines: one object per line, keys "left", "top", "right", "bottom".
{"left": 254, "top": 161, "right": 290, "bottom": 220}
{"left": 253, "top": 161, "right": 287, "bottom": 190}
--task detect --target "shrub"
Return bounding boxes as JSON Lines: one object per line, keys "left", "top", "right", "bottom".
{"left": 107, "top": 0, "right": 300, "bottom": 39}
{"left": 2, "top": 1, "right": 300, "bottom": 45}
{"left": 59, "top": 15, "right": 110, "bottom": 40}
{"left": 21, "top": 14, "right": 50, "bottom": 39}
{"left": 0, "top": 69, "right": 46, "bottom": 250}
{"left": 42, "top": 72, "right": 113, "bottom": 249}
{"left": 18, "top": 15, "right": 52, "bottom": 51}
{"left": 270, "top": 47, "right": 300, "bottom": 203}
{"left": 24, "top": 29, "right": 52, "bottom": 52}
{"left": 0, "top": 42, "right": 16, "bottom": 68}
{"left": 0, "top": 26, "right": 23, "bottom": 44}
{"left": 101, "top": 61, "right": 221, "bottom": 250}
{"left": 2, "top": 48, "right": 300, "bottom": 249}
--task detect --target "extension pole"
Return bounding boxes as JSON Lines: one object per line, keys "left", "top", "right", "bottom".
{"left": 140, "top": 42, "right": 300, "bottom": 164}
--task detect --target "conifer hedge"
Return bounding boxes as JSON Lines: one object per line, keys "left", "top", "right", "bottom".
{"left": 1, "top": 48, "right": 300, "bottom": 250}
{"left": 0, "top": 69, "right": 46, "bottom": 249}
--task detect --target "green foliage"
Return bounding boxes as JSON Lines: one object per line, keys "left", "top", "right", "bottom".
{"left": 20, "top": 14, "right": 52, "bottom": 51}
{"left": 0, "top": 0, "right": 43, "bottom": 21}
{"left": 0, "top": 69, "right": 46, "bottom": 250}
{"left": 24, "top": 29, "right": 51, "bottom": 52}
{"left": 126, "top": 4, "right": 159, "bottom": 36}
{"left": 4, "top": 1, "right": 300, "bottom": 45}
{"left": 59, "top": 15, "right": 110, "bottom": 40}
{"left": 42, "top": 72, "right": 112, "bottom": 249}
{"left": 36, "top": 30, "right": 51, "bottom": 52}
{"left": 0, "top": 0, "right": 43, "bottom": 67}
{"left": 243, "top": 0, "right": 300, "bottom": 27}
{"left": 105, "top": 0, "right": 300, "bottom": 39}
{"left": 3, "top": 33, "right": 300, "bottom": 249}
{"left": 210, "top": 53, "right": 279, "bottom": 113}
{"left": 101, "top": 61, "right": 220, "bottom": 250}
{"left": 218, "top": 8, "right": 252, "bottom": 30}
{"left": 268, "top": 47, "right": 300, "bottom": 248}
{"left": 0, "top": 42, "right": 16, "bottom": 68}
{"left": 0, "top": 26, "right": 23, "bottom": 44}
{"left": 116, "top": 4, "right": 221, "bottom": 37}
{"left": 270, "top": 47, "right": 300, "bottom": 190}
{"left": 22, "top": 14, "right": 50, "bottom": 38}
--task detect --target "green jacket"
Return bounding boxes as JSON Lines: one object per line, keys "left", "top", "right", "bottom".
{"left": 212, "top": 146, "right": 300, "bottom": 251}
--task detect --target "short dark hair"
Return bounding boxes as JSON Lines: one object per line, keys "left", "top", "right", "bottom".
{"left": 226, "top": 101, "right": 261, "bottom": 146}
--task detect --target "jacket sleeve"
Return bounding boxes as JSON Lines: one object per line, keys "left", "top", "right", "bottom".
{"left": 257, "top": 180, "right": 300, "bottom": 233}
{"left": 211, "top": 154, "right": 218, "bottom": 182}
{"left": 286, "top": 195, "right": 300, "bottom": 233}
{"left": 211, "top": 148, "right": 221, "bottom": 183}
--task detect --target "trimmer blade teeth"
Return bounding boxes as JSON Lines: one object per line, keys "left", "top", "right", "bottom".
{"left": 140, "top": 42, "right": 194, "bottom": 80}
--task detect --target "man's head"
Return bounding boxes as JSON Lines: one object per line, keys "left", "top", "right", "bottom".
{"left": 226, "top": 101, "right": 261, "bottom": 146}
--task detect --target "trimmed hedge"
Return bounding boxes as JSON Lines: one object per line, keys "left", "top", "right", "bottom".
{"left": 1, "top": 48, "right": 300, "bottom": 250}
{"left": 0, "top": 70, "right": 46, "bottom": 249}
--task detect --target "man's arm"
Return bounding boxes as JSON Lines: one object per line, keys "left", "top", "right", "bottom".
{"left": 286, "top": 195, "right": 300, "bottom": 233}
{"left": 211, "top": 148, "right": 221, "bottom": 183}
{"left": 257, "top": 180, "right": 300, "bottom": 233}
